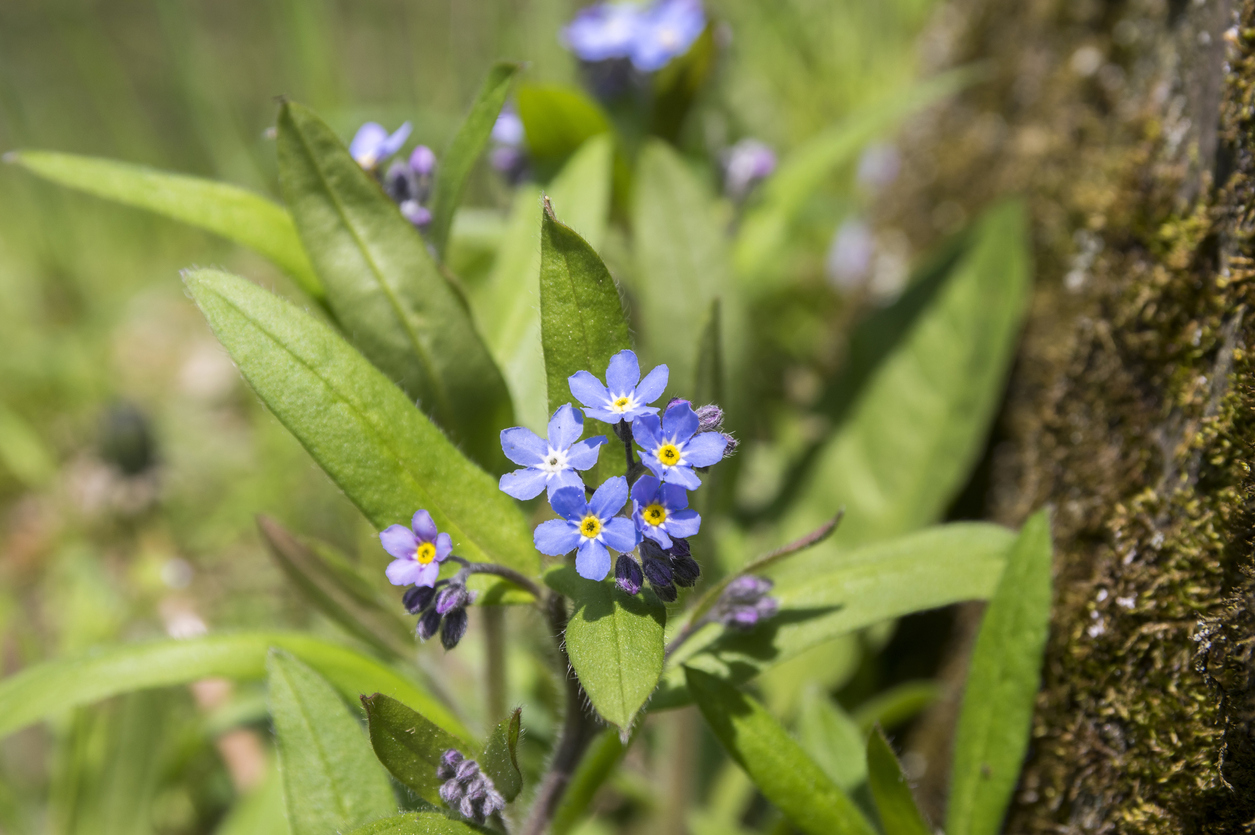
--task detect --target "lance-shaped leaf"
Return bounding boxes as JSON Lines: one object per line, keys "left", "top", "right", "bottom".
{"left": 655, "top": 523, "right": 1015, "bottom": 707}
{"left": 267, "top": 651, "right": 396, "bottom": 835}
{"left": 686, "top": 669, "right": 876, "bottom": 835}
{"left": 867, "top": 728, "right": 932, "bottom": 835}
{"left": 347, "top": 813, "right": 489, "bottom": 835}
{"left": 479, "top": 708, "right": 523, "bottom": 802}
{"left": 362, "top": 693, "right": 471, "bottom": 806}
{"left": 183, "top": 269, "right": 538, "bottom": 597}
{"left": 5, "top": 150, "right": 323, "bottom": 301}
{"left": 258, "top": 516, "right": 415, "bottom": 659}
{"left": 545, "top": 566, "right": 665, "bottom": 731}
{"left": 0, "top": 632, "right": 468, "bottom": 741}
{"left": 277, "top": 101, "right": 512, "bottom": 471}
{"left": 947, "top": 509, "right": 1053, "bottom": 835}
{"left": 797, "top": 691, "right": 867, "bottom": 791}
{"left": 428, "top": 62, "right": 518, "bottom": 258}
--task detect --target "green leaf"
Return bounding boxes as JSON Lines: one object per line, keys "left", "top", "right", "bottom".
{"left": 550, "top": 729, "right": 629, "bottom": 835}
{"left": 780, "top": 200, "right": 1032, "bottom": 555}
{"left": 947, "top": 508, "right": 1053, "bottom": 835}
{"left": 479, "top": 708, "right": 523, "bottom": 802}
{"left": 346, "top": 813, "right": 488, "bottom": 835}
{"left": 545, "top": 566, "right": 666, "bottom": 730}
{"left": 0, "top": 631, "right": 468, "bottom": 741}
{"left": 517, "top": 84, "right": 612, "bottom": 178}
{"left": 656, "top": 523, "right": 1016, "bottom": 707}
{"left": 428, "top": 62, "right": 519, "bottom": 258}
{"left": 5, "top": 150, "right": 323, "bottom": 300}
{"left": 267, "top": 651, "right": 396, "bottom": 835}
{"left": 685, "top": 668, "right": 876, "bottom": 835}
{"left": 183, "top": 268, "right": 538, "bottom": 597}
{"left": 362, "top": 693, "right": 470, "bottom": 806}
{"left": 853, "top": 681, "right": 941, "bottom": 735}
{"left": 692, "top": 298, "right": 724, "bottom": 408}
{"left": 797, "top": 690, "right": 867, "bottom": 791}
{"left": 0, "top": 402, "right": 56, "bottom": 487}
{"left": 276, "top": 101, "right": 512, "bottom": 471}
{"left": 258, "top": 516, "right": 415, "bottom": 659}
{"left": 471, "top": 137, "right": 615, "bottom": 433}
{"left": 866, "top": 728, "right": 932, "bottom": 835}
{"left": 213, "top": 770, "right": 290, "bottom": 835}
{"left": 649, "top": 26, "right": 717, "bottom": 143}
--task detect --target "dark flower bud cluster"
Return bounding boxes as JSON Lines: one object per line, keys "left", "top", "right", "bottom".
{"left": 405, "top": 576, "right": 473, "bottom": 650}
{"left": 712, "top": 575, "right": 778, "bottom": 629}
{"left": 618, "top": 538, "right": 701, "bottom": 602}
{"left": 436, "top": 749, "right": 505, "bottom": 824}
{"left": 347, "top": 121, "right": 437, "bottom": 230}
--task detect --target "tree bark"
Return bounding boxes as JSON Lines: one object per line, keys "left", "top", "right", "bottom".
{"left": 886, "top": 0, "right": 1255, "bottom": 831}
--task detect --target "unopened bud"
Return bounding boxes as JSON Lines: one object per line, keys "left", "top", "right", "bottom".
{"left": 436, "top": 583, "right": 471, "bottom": 615}
{"left": 615, "top": 555, "right": 643, "bottom": 596}
{"left": 403, "top": 584, "right": 437, "bottom": 614}
{"left": 653, "top": 582, "right": 678, "bottom": 603}
{"left": 720, "top": 433, "right": 738, "bottom": 458}
{"left": 441, "top": 607, "right": 469, "bottom": 649}
{"left": 642, "top": 556, "right": 672, "bottom": 588}
{"left": 671, "top": 553, "right": 701, "bottom": 587}
{"left": 417, "top": 607, "right": 443, "bottom": 641}
{"left": 409, "top": 144, "right": 437, "bottom": 177}
{"left": 695, "top": 404, "right": 724, "bottom": 432}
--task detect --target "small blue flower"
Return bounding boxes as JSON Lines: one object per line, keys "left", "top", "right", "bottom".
{"left": 499, "top": 404, "right": 607, "bottom": 500}
{"left": 631, "top": 475, "right": 700, "bottom": 548}
{"left": 630, "top": 0, "right": 705, "bottom": 72}
{"left": 491, "top": 109, "right": 525, "bottom": 147}
{"left": 632, "top": 401, "right": 727, "bottom": 489}
{"left": 562, "top": 2, "right": 644, "bottom": 63}
{"left": 569, "top": 349, "right": 668, "bottom": 425}
{"left": 380, "top": 510, "right": 452, "bottom": 587}
{"left": 349, "top": 121, "right": 412, "bottom": 170}
{"left": 721, "top": 139, "right": 777, "bottom": 202}
{"left": 533, "top": 477, "right": 639, "bottom": 581}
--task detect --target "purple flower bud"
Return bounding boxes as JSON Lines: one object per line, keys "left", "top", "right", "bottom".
{"left": 436, "top": 749, "right": 505, "bottom": 824}
{"left": 653, "top": 581, "right": 678, "bottom": 603}
{"left": 668, "top": 537, "right": 691, "bottom": 558}
{"left": 671, "top": 553, "right": 701, "bottom": 587}
{"left": 437, "top": 749, "right": 464, "bottom": 780}
{"left": 436, "top": 583, "right": 471, "bottom": 615}
{"left": 417, "top": 607, "right": 443, "bottom": 641}
{"left": 492, "top": 111, "right": 525, "bottom": 147}
{"left": 403, "top": 584, "right": 437, "bottom": 614}
{"left": 724, "top": 574, "right": 773, "bottom": 601}
{"left": 384, "top": 160, "right": 416, "bottom": 203}
{"left": 694, "top": 404, "right": 723, "bottom": 432}
{"left": 722, "top": 138, "right": 777, "bottom": 202}
{"left": 642, "top": 555, "right": 673, "bottom": 588}
{"left": 490, "top": 146, "right": 529, "bottom": 185}
{"left": 615, "top": 554, "right": 644, "bottom": 596}
{"left": 409, "top": 144, "right": 437, "bottom": 177}
{"left": 713, "top": 575, "right": 778, "bottom": 630}
{"left": 401, "top": 201, "right": 432, "bottom": 229}
{"left": 441, "top": 607, "right": 469, "bottom": 649}
{"left": 667, "top": 397, "right": 693, "bottom": 412}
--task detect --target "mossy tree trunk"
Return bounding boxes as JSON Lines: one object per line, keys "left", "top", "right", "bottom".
{"left": 886, "top": 0, "right": 1255, "bottom": 830}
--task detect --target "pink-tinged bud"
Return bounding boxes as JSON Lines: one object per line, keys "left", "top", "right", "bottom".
{"left": 409, "top": 144, "right": 437, "bottom": 176}
{"left": 615, "top": 555, "right": 644, "bottom": 596}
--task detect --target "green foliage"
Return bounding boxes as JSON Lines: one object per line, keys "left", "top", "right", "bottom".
{"left": 686, "top": 668, "right": 876, "bottom": 835}
{"left": 947, "top": 508, "right": 1053, "bottom": 835}
{"left": 550, "top": 730, "right": 629, "bottom": 835}
{"left": 479, "top": 708, "right": 523, "bottom": 803}
{"left": 797, "top": 691, "right": 867, "bottom": 791}
{"left": 183, "top": 268, "right": 538, "bottom": 594}
{"left": 362, "top": 693, "right": 470, "bottom": 806}
{"left": 276, "top": 101, "right": 512, "bottom": 471}
{"left": 546, "top": 566, "right": 666, "bottom": 731}
{"left": 517, "top": 84, "right": 612, "bottom": 178}
{"left": 866, "top": 728, "right": 932, "bottom": 835}
{"left": 267, "top": 651, "right": 396, "bottom": 835}
{"left": 346, "top": 813, "right": 488, "bottom": 834}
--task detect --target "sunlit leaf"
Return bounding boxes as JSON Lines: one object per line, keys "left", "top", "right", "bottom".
{"left": 277, "top": 101, "right": 512, "bottom": 471}
{"left": 545, "top": 566, "right": 665, "bottom": 731}
{"left": 797, "top": 690, "right": 867, "bottom": 791}
{"left": 184, "top": 268, "right": 538, "bottom": 597}
{"left": 517, "top": 84, "right": 612, "bottom": 178}
{"left": 362, "top": 693, "right": 470, "bottom": 806}
{"left": 267, "top": 651, "right": 396, "bottom": 835}
{"left": 346, "top": 813, "right": 489, "bottom": 834}
{"left": 6, "top": 150, "right": 323, "bottom": 300}
{"left": 479, "top": 708, "right": 523, "bottom": 803}
{"left": 947, "top": 509, "right": 1053, "bottom": 835}
{"left": 686, "top": 668, "right": 876, "bottom": 835}
{"left": 866, "top": 728, "right": 932, "bottom": 835}
{"left": 212, "top": 769, "right": 290, "bottom": 835}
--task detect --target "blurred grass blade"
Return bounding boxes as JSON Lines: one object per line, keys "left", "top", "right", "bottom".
{"left": 471, "top": 136, "right": 615, "bottom": 432}
{"left": 258, "top": 516, "right": 415, "bottom": 659}
{"left": 866, "top": 728, "right": 932, "bottom": 835}
{"left": 362, "top": 693, "right": 471, "bottom": 806}
{"left": 685, "top": 668, "right": 876, "bottom": 835}
{"left": 517, "top": 83, "right": 612, "bottom": 179}
{"left": 277, "top": 101, "right": 512, "bottom": 471}
{"left": 545, "top": 566, "right": 665, "bottom": 731}
{"left": 780, "top": 200, "right": 1032, "bottom": 554}
{"left": 479, "top": 708, "right": 523, "bottom": 802}
{"left": 184, "top": 268, "right": 538, "bottom": 597}
{"left": 853, "top": 681, "right": 942, "bottom": 735}
{"left": 0, "top": 403, "right": 56, "bottom": 487}
{"left": 0, "top": 632, "right": 469, "bottom": 741}
{"left": 649, "top": 26, "right": 716, "bottom": 143}
{"left": 6, "top": 150, "right": 323, "bottom": 300}
{"left": 213, "top": 769, "right": 290, "bottom": 835}
{"left": 346, "top": 813, "right": 487, "bottom": 834}
{"left": 797, "top": 690, "right": 867, "bottom": 791}
{"left": 947, "top": 509, "right": 1053, "bottom": 835}
{"left": 539, "top": 198, "right": 631, "bottom": 484}
{"left": 655, "top": 522, "right": 1015, "bottom": 707}
{"left": 550, "top": 729, "right": 628, "bottom": 835}
{"left": 428, "top": 62, "right": 519, "bottom": 258}
{"left": 268, "top": 651, "right": 396, "bottom": 835}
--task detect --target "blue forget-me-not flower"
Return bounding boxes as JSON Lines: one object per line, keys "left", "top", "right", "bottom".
{"left": 349, "top": 121, "right": 411, "bottom": 170}
{"left": 631, "top": 474, "right": 700, "bottom": 548}
{"left": 632, "top": 400, "right": 728, "bottom": 489}
{"left": 380, "top": 510, "right": 451, "bottom": 587}
{"left": 631, "top": 0, "right": 705, "bottom": 71}
{"left": 562, "top": 2, "right": 644, "bottom": 63}
{"left": 534, "top": 477, "right": 639, "bottom": 580}
{"left": 499, "top": 404, "right": 608, "bottom": 500}
{"left": 569, "top": 349, "right": 668, "bottom": 425}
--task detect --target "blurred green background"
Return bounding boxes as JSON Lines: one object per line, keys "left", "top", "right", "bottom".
{"left": 0, "top": 0, "right": 940, "bottom": 832}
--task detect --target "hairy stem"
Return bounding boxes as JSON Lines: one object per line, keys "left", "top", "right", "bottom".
{"left": 462, "top": 561, "right": 546, "bottom": 601}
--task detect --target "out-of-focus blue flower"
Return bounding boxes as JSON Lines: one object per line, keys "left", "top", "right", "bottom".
{"left": 630, "top": 0, "right": 705, "bottom": 71}
{"left": 499, "top": 404, "right": 607, "bottom": 500}
{"left": 489, "top": 108, "right": 530, "bottom": 183}
{"left": 722, "top": 139, "right": 776, "bottom": 202}
{"left": 569, "top": 349, "right": 668, "bottom": 425}
{"left": 562, "top": 2, "right": 645, "bottom": 63}
{"left": 533, "top": 477, "right": 639, "bottom": 580}
{"left": 492, "top": 110, "right": 526, "bottom": 147}
{"left": 349, "top": 121, "right": 412, "bottom": 170}
{"left": 631, "top": 474, "right": 700, "bottom": 548}
{"left": 826, "top": 218, "right": 875, "bottom": 291}
{"left": 380, "top": 510, "right": 452, "bottom": 587}
{"left": 855, "top": 143, "right": 900, "bottom": 193}
{"left": 632, "top": 401, "right": 727, "bottom": 489}
{"left": 410, "top": 144, "right": 437, "bottom": 177}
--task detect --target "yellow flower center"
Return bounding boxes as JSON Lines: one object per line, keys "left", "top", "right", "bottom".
{"left": 612, "top": 396, "right": 632, "bottom": 411}
{"left": 656, "top": 443, "right": 681, "bottom": 466}
{"left": 643, "top": 503, "right": 667, "bottom": 526}
{"left": 415, "top": 542, "right": 437, "bottom": 564}
{"left": 580, "top": 515, "right": 602, "bottom": 539}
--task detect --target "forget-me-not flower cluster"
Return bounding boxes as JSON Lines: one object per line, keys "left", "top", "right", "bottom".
{"left": 349, "top": 122, "right": 438, "bottom": 229}
{"left": 562, "top": 0, "right": 706, "bottom": 73}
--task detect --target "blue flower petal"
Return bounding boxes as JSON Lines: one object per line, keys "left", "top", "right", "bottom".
{"left": 582, "top": 407, "right": 623, "bottom": 424}
{"left": 548, "top": 469, "right": 586, "bottom": 497}
{"left": 411, "top": 509, "right": 439, "bottom": 541}
{"left": 663, "top": 464, "right": 702, "bottom": 490}
{"left": 601, "top": 516, "right": 640, "bottom": 553}
{"left": 566, "top": 436, "right": 607, "bottom": 470}
{"left": 380, "top": 524, "right": 418, "bottom": 560}
{"left": 386, "top": 557, "right": 424, "bottom": 585}
{"left": 414, "top": 561, "right": 441, "bottom": 588}
{"left": 548, "top": 403, "right": 584, "bottom": 450}
{"left": 683, "top": 432, "right": 728, "bottom": 468}
{"left": 663, "top": 402, "right": 700, "bottom": 442}
{"left": 379, "top": 122, "right": 412, "bottom": 158}
{"left": 569, "top": 370, "right": 611, "bottom": 409}
{"left": 631, "top": 474, "right": 662, "bottom": 505}
{"left": 434, "top": 532, "right": 453, "bottom": 561}
{"left": 576, "top": 539, "right": 612, "bottom": 580}
{"left": 605, "top": 350, "right": 641, "bottom": 394}
{"left": 535, "top": 518, "right": 581, "bottom": 556}
{"left": 631, "top": 414, "right": 663, "bottom": 449}
{"left": 589, "top": 475, "right": 628, "bottom": 519}
{"left": 501, "top": 426, "right": 548, "bottom": 466}
{"left": 667, "top": 508, "right": 701, "bottom": 539}
{"left": 660, "top": 482, "right": 690, "bottom": 510}
{"left": 636, "top": 513, "right": 672, "bottom": 548}
{"left": 550, "top": 485, "right": 590, "bottom": 520}
{"left": 350, "top": 123, "right": 388, "bottom": 164}
{"left": 635, "top": 363, "right": 669, "bottom": 405}
{"left": 500, "top": 467, "right": 550, "bottom": 500}
{"left": 640, "top": 455, "right": 667, "bottom": 481}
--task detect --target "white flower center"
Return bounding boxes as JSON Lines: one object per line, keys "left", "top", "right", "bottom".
{"left": 539, "top": 446, "right": 569, "bottom": 475}
{"left": 609, "top": 392, "right": 638, "bottom": 413}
